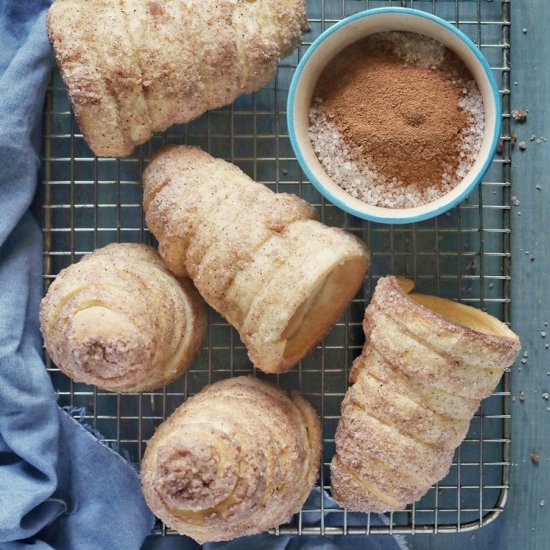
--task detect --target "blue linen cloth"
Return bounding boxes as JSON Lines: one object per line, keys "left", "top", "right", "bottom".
{"left": 0, "top": 1, "right": 154, "bottom": 547}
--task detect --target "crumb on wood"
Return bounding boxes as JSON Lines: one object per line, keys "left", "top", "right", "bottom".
{"left": 519, "top": 390, "right": 525, "bottom": 401}
{"left": 519, "top": 141, "right": 527, "bottom": 151}
{"left": 512, "top": 109, "right": 528, "bottom": 122}
{"left": 531, "top": 452, "right": 540, "bottom": 464}
{"left": 511, "top": 131, "right": 517, "bottom": 147}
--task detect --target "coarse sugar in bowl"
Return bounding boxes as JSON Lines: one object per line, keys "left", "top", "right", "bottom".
{"left": 287, "top": 8, "right": 501, "bottom": 224}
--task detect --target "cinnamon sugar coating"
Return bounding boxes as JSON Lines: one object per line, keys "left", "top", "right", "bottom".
{"left": 40, "top": 243, "right": 206, "bottom": 392}
{"left": 142, "top": 146, "right": 369, "bottom": 373}
{"left": 141, "top": 376, "right": 321, "bottom": 543}
{"left": 47, "top": 0, "right": 308, "bottom": 157}
{"left": 316, "top": 35, "right": 470, "bottom": 188}
{"left": 331, "top": 276, "right": 520, "bottom": 512}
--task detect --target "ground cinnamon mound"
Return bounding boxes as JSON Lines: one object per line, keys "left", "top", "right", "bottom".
{"left": 316, "top": 39, "right": 467, "bottom": 188}
{"left": 309, "top": 33, "right": 484, "bottom": 209}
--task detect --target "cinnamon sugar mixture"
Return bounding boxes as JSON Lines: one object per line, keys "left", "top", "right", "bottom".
{"left": 309, "top": 32, "right": 485, "bottom": 208}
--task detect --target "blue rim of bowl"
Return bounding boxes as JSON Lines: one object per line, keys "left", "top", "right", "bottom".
{"left": 287, "top": 7, "right": 503, "bottom": 224}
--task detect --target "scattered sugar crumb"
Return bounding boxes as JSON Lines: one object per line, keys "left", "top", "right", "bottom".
{"left": 512, "top": 109, "right": 527, "bottom": 122}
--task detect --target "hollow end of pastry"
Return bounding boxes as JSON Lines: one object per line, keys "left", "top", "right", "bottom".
{"left": 280, "top": 254, "right": 368, "bottom": 369}
{"left": 409, "top": 293, "right": 518, "bottom": 340}
{"left": 393, "top": 276, "right": 519, "bottom": 342}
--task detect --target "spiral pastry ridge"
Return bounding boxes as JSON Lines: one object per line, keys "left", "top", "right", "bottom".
{"left": 331, "top": 276, "right": 520, "bottom": 512}
{"left": 143, "top": 146, "right": 369, "bottom": 374}
{"left": 141, "top": 376, "right": 321, "bottom": 542}
{"left": 40, "top": 243, "right": 206, "bottom": 392}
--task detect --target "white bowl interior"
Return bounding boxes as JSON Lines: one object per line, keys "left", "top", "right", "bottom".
{"left": 292, "top": 12, "right": 498, "bottom": 221}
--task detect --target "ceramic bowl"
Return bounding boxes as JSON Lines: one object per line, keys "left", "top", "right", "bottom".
{"left": 287, "top": 7, "right": 501, "bottom": 224}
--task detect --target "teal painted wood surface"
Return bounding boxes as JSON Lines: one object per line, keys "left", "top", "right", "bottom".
{"left": 507, "top": 0, "right": 550, "bottom": 544}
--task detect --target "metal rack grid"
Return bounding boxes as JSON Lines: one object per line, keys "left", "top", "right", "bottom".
{"left": 40, "top": 0, "right": 512, "bottom": 537}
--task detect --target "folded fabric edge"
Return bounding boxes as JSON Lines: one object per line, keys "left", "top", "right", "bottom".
{"left": 61, "top": 405, "right": 134, "bottom": 464}
{"left": 58, "top": 405, "right": 156, "bottom": 530}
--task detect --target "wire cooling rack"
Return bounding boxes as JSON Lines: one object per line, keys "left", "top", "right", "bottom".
{"left": 40, "top": 0, "right": 512, "bottom": 537}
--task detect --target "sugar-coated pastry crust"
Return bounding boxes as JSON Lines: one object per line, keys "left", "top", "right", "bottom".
{"left": 143, "top": 146, "right": 370, "bottom": 373}
{"left": 46, "top": 0, "right": 131, "bottom": 156}
{"left": 331, "top": 276, "right": 521, "bottom": 512}
{"left": 40, "top": 243, "right": 206, "bottom": 392}
{"left": 141, "top": 376, "right": 321, "bottom": 543}
{"left": 47, "top": 0, "right": 308, "bottom": 157}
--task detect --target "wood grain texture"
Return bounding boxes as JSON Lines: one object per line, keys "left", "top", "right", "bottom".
{"left": 506, "top": 0, "right": 550, "bottom": 545}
